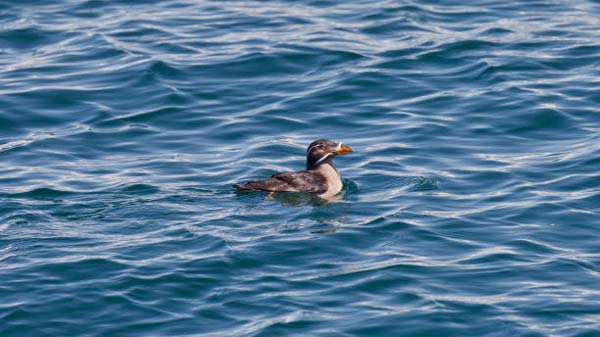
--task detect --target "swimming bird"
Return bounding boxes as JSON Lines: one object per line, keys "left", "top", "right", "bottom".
{"left": 234, "top": 139, "right": 353, "bottom": 198}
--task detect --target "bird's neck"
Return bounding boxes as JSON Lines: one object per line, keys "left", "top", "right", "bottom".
{"left": 307, "top": 153, "right": 334, "bottom": 170}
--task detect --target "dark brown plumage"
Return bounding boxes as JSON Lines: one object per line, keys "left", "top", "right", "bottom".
{"left": 234, "top": 139, "right": 353, "bottom": 197}
{"left": 235, "top": 171, "right": 328, "bottom": 193}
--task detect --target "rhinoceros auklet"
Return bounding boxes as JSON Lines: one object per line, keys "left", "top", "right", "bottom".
{"left": 234, "top": 139, "right": 353, "bottom": 198}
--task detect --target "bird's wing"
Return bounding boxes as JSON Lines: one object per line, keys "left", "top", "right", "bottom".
{"left": 234, "top": 171, "right": 327, "bottom": 193}
{"left": 271, "top": 171, "right": 328, "bottom": 193}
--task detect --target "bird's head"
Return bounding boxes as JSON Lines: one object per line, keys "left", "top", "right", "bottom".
{"left": 306, "top": 139, "right": 352, "bottom": 170}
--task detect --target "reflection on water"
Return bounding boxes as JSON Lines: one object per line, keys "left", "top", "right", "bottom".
{"left": 267, "top": 190, "right": 345, "bottom": 206}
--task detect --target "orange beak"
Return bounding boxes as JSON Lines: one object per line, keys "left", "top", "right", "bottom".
{"left": 335, "top": 144, "right": 353, "bottom": 155}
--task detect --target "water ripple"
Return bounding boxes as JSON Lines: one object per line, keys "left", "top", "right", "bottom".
{"left": 1, "top": 0, "right": 600, "bottom": 336}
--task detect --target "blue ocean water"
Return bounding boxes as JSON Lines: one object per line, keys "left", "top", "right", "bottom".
{"left": 1, "top": 0, "right": 600, "bottom": 336}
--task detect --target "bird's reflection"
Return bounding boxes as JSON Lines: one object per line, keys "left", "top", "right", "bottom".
{"left": 265, "top": 190, "right": 345, "bottom": 206}
{"left": 233, "top": 188, "right": 351, "bottom": 234}
{"left": 233, "top": 189, "right": 346, "bottom": 206}
{"left": 269, "top": 191, "right": 348, "bottom": 234}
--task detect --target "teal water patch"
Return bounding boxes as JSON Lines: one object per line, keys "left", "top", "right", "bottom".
{"left": 1, "top": 0, "right": 600, "bottom": 336}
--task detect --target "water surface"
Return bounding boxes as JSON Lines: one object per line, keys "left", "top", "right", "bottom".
{"left": 1, "top": 1, "right": 600, "bottom": 336}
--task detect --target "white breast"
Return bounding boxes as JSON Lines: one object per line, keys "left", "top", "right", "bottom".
{"left": 315, "top": 163, "right": 343, "bottom": 198}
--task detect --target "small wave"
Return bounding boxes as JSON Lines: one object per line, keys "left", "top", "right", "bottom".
{"left": 9, "top": 188, "right": 76, "bottom": 199}
{"left": 118, "top": 184, "right": 161, "bottom": 195}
